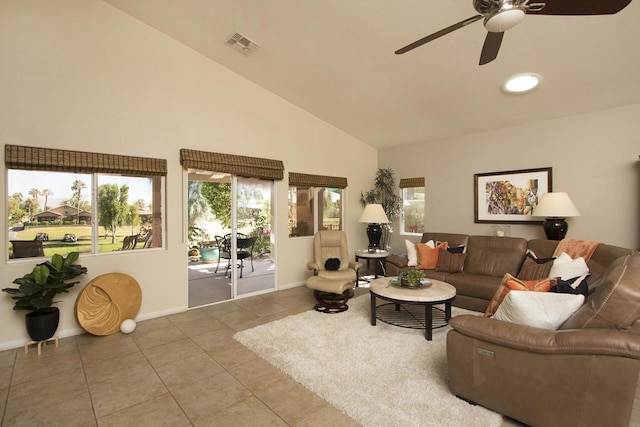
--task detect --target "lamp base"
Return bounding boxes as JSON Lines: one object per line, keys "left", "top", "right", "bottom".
{"left": 543, "top": 217, "right": 568, "bottom": 240}
{"left": 366, "top": 223, "right": 382, "bottom": 249}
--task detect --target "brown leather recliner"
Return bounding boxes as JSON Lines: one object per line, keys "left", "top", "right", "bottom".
{"left": 446, "top": 252, "right": 640, "bottom": 427}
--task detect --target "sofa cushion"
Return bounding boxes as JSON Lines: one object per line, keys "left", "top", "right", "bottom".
{"left": 517, "top": 252, "right": 554, "bottom": 280}
{"left": 416, "top": 241, "right": 447, "bottom": 269}
{"left": 526, "top": 239, "right": 559, "bottom": 259}
{"left": 446, "top": 273, "right": 502, "bottom": 301}
{"left": 485, "top": 273, "right": 555, "bottom": 317}
{"left": 464, "top": 236, "right": 528, "bottom": 278}
{"left": 420, "top": 232, "right": 469, "bottom": 248}
{"left": 586, "top": 244, "right": 635, "bottom": 290}
{"left": 436, "top": 249, "right": 466, "bottom": 273}
{"left": 493, "top": 291, "right": 585, "bottom": 330}
{"left": 560, "top": 253, "right": 640, "bottom": 330}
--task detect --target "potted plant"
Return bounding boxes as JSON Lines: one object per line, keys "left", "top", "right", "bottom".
{"left": 399, "top": 269, "right": 426, "bottom": 287}
{"left": 361, "top": 168, "right": 403, "bottom": 250}
{"left": 2, "top": 252, "right": 87, "bottom": 341}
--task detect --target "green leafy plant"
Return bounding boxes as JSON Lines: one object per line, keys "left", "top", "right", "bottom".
{"left": 400, "top": 269, "right": 425, "bottom": 285}
{"left": 360, "top": 168, "right": 403, "bottom": 222}
{"left": 2, "top": 252, "right": 88, "bottom": 311}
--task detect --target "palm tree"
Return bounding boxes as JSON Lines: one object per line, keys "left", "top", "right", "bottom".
{"left": 28, "top": 188, "right": 41, "bottom": 209}
{"left": 71, "top": 179, "right": 87, "bottom": 224}
{"left": 41, "top": 188, "right": 53, "bottom": 211}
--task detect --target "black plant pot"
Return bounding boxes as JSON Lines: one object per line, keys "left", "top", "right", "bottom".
{"left": 25, "top": 307, "right": 60, "bottom": 342}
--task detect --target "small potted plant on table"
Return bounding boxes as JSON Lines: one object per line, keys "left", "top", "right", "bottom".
{"left": 399, "top": 269, "right": 429, "bottom": 288}
{"left": 2, "top": 252, "right": 87, "bottom": 342}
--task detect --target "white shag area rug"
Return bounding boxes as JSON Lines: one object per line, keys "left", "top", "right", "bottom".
{"left": 234, "top": 294, "right": 502, "bottom": 427}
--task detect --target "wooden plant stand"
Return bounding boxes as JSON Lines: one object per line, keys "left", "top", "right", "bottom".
{"left": 24, "top": 336, "right": 59, "bottom": 355}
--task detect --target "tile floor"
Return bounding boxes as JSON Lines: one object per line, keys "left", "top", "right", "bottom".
{"left": 0, "top": 286, "right": 367, "bottom": 426}
{"left": 0, "top": 285, "right": 515, "bottom": 427}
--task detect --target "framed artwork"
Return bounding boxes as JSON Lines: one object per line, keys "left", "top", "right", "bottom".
{"left": 474, "top": 167, "right": 552, "bottom": 224}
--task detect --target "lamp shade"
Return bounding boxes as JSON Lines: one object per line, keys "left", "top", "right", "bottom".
{"left": 532, "top": 192, "right": 580, "bottom": 218}
{"left": 358, "top": 204, "right": 389, "bottom": 224}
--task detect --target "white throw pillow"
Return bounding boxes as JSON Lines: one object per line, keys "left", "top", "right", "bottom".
{"left": 549, "top": 252, "right": 589, "bottom": 280}
{"left": 405, "top": 239, "right": 418, "bottom": 267}
{"left": 423, "top": 240, "right": 436, "bottom": 249}
{"left": 493, "top": 290, "right": 585, "bottom": 330}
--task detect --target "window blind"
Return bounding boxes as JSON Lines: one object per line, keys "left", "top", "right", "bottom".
{"left": 180, "top": 149, "right": 284, "bottom": 181}
{"left": 289, "top": 172, "right": 347, "bottom": 189}
{"left": 399, "top": 177, "right": 425, "bottom": 188}
{"left": 5, "top": 145, "right": 167, "bottom": 176}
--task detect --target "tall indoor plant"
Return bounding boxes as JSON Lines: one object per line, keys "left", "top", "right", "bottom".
{"left": 361, "top": 168, "right": 403, "bottom": 250}
{"left": 2, "top": 252, "right": 87, "bottom": 341}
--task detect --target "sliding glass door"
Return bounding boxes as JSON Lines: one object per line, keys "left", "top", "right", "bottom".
{"left": 187, "top": 170, "right": 275, "bottom": 307}
{"left": 236, "top": 176, "right": 275, "bottom": 296}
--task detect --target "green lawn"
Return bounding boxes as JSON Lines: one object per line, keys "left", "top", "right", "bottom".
{"left": 8, "top": 225, "right": 140, "bottom": 257}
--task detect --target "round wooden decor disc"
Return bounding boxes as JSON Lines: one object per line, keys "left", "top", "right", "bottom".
{"left": 75, "top": 273, "right": 142, "bottom": 336}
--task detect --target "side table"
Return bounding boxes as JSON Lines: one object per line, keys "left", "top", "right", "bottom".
{"left": 355, "top": 249, "right": 390, "bottom": 285}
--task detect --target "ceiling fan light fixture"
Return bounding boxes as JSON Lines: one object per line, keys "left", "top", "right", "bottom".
{"left": 484, "top": 7, "right": 526, "bottom": 32}
{"left": 502, "top": 73, "right": 542, "bottom": 94}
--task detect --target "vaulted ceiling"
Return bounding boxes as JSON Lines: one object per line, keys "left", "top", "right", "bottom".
{"left": 103, "top": 0, "right": 640, "bottom": 149}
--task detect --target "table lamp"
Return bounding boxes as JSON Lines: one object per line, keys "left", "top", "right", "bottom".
{"left": 358, "top": 204, "right": 390, "bottom": 250}
{"left": 532, "top": 192, "right": 580, "bottom": 240}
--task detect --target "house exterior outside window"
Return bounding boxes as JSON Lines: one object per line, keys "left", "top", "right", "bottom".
{"left": 399, "top": 177, "right": 425, "bottom": 236}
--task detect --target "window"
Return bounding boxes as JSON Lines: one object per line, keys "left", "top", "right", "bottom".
{"left": 6, "top": 145, "right": 166, "bottom": 259}
{"left": 400, "top": 177, "right": 425, "bottom": 235}
{"left": 288, "top": 173, "right": 347, "bottom": 237}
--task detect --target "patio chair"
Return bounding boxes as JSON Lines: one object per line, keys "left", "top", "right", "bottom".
{"left": 216, "top": 233, "right": 256, "bottom": 278}
{"left": 117, "top": 235, "right": 138, "bottom": 251}
{"left": 10, "top": 240, "right": 44, "bottom": 258}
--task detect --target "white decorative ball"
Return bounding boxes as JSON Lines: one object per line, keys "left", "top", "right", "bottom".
{"left": 120, "top": 319, "right": 137, "bottom": 334}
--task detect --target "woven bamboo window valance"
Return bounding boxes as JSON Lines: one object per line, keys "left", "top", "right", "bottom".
{"left": 180, "top": 149, "right": 284, "bottom": 181}
{"left": 5, "top": 145, "right": 167, "bottom": 176}
{"left": 288, "top": 172, "right": 347, "bottom": 189}
{"left": 399, "top": 177, "right": 425, "bottom": 188}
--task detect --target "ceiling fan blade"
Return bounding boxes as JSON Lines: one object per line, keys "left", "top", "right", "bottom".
{"left": 479, "top": 31, "right": 504, "bottom": 65}
{"left": 526, "top": 0, "right": 632, "bottom": 15}
{"left": 395, "top": 15, "right": 482, "bottom": 55}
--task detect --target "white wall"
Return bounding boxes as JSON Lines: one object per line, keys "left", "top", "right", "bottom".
{"left": 380, "top": 103, "right": 640, "bottom": 251}
{"left": 0, "top": 1, "right": 377, "bottom": 350}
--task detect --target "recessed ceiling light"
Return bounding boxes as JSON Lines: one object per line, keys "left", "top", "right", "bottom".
{"left": 501, "top": 73, "right": 542, "bottom": 95}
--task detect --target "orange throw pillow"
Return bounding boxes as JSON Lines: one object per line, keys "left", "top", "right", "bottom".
{"left": 485, "top": 273, "right": 555, "bottom": 317}
{"left": 416, "top": 241, "right": 448, "bottom": 269}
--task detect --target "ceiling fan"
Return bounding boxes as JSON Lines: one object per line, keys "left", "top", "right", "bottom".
{"left": 395, "top": 0, "right": 633, "bottom": 65}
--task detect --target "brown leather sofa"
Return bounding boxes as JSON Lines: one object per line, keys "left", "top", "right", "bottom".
{"left": 385, "top": 232, "right": 633, "bottom": 312}
{"left": 447, "top": 252, "right": 640, "bottom": 427}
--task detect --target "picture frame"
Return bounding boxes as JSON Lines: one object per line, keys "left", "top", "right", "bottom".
{"left": 474, "top": 167, "right": 552, "bottom": 224}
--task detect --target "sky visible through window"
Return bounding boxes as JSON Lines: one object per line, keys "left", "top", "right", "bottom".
{"left": 8, "top": 170, "right": 153, "bottom": 208}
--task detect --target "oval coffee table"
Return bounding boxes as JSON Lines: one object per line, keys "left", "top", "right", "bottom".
{"left": 369, "top": 276, "right": 456, "bottom": 340}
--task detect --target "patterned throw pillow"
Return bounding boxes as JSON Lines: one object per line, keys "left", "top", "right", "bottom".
{"left": 517, "top": 252, "right": 555, "bottom": 280}
{"left": 435, "top": 249, "right": 466, "bottom": 273}
{"left": 416, "top": 241, "right": 448, "bottom": 269}
{"left": 485, "top": 273, "right": 556, "bottom": 317}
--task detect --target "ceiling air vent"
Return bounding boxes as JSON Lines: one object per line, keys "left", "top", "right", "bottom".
{"left": 225, "top": 32, "right": 260, "bottom": 56}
